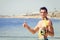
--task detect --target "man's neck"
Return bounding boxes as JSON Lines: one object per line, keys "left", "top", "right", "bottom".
{"left": 42, "top": 17, "right": 48, "bottom": 20}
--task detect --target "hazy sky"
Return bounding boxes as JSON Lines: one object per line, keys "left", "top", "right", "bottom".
{"left": 0, "top": 0, "right": 60, "bottom": 15}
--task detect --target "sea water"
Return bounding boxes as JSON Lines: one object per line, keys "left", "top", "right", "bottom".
{"left": 0, "top": 18, "right": 60, "bottom": 40}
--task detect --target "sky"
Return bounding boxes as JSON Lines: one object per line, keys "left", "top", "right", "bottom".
{"left": 0, "top": 0, "right": 60, "bottom": 16}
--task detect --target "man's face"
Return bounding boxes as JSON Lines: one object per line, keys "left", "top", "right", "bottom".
{"left": 40, "top": 9, "right": 47, "bottom": 18}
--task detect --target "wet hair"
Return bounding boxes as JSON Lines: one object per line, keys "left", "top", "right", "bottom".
{"left": 40, "top": 7, "right": 48, "bottom": 12}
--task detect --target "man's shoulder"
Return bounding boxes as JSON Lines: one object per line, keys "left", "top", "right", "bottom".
{"left": 47, "top": 19, "right": 52, "bottom": 25}
{"left": 37, "top": 20, "right": 42, "bottom": 25}
{"left": 48, "top": 19, "right": 52, "bottom": 23}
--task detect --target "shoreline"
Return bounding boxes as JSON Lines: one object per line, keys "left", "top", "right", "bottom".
{"left": 0, "top": 16, "right": 60, "bottom": 20}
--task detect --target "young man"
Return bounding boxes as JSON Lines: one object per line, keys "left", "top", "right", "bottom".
{"left": 23, "top": 7, "right": 54, "bottom": 40}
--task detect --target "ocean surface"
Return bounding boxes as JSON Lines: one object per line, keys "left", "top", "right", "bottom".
{"left": 0, "top": 18, "right": 60, "bottom": 40}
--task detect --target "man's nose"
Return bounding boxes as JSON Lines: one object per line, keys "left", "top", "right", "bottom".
{"left": 41, "top": 13, "right": 44, "bottom": 15}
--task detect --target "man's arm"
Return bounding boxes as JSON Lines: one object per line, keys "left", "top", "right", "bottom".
{"left": 47, "top": 20, "right": 54, "bottom": 36}
{"left": 23, "top": 22, "right": 40, "bottom": 34}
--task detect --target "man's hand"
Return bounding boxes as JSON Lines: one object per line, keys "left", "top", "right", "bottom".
{"left": 23, "top": 22, "right": 29, "bottom": 28}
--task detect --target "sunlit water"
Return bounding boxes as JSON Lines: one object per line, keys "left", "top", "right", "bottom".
{"left": 0, "top": 18, "right": 60, "bottom": 40}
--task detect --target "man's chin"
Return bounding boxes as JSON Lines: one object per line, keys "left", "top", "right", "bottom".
{"left": 41, "top": 17, "right": 45, "bottom": 18}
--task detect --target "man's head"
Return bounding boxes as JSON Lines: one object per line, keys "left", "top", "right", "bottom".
{"left": 40, "top": 7, "right": 48, "bottom": 18}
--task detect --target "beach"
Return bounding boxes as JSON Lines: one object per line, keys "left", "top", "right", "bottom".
{"left": 0, "top": 11, "right": 60, "bottom": 19}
